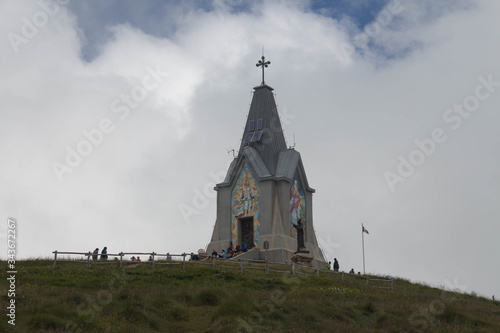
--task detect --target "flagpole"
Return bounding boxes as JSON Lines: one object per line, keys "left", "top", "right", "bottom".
{"left": 362, "top": 223, "right": 365, "bottom": 275}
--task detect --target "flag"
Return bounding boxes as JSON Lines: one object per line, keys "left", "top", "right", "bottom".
{"left": 362, "top": 226, "right": 369, "bottom": 234}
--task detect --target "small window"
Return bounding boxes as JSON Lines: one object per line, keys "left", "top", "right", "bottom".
{"left": 244, "top": 132, "right": 254, "bottom": 143}
{"left": 257, "top": 119, "right": 263, "bottom": 130}
{"left": 249, "top": 120, "right": 255, "bottom": 131}
{"left": 252, "top": 131, "right": 263, "bottom": 142}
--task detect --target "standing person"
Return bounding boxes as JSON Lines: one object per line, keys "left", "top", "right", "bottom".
{"left": 92, "top": 248, "right": 99, "bottom": 260}
{"left": 101, "top": 247, "right": 108, "bottom": 260}
{"left": 333, "top": 258, "right": 339, "bottom": 272}
{"left": 327, "top": 261, "right": 331, "bottom": 270}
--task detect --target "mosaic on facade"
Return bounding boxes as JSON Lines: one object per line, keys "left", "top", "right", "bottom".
{"left": 231, "top": 163, "right": 260, "bottom": 247}
{"left": 289, "top": 169, "right": 306, "bottom": 227}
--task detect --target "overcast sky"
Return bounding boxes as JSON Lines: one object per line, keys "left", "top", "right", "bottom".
{"left": 1, "top": 0, "right": 499, "bottom": 299}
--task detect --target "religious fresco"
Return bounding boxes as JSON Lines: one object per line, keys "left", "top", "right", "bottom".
{"left": 289, "top": 169, "right": 306, "bottom": 227}
{"left": 231, "top": 163, "right": 260, "bottom": 247}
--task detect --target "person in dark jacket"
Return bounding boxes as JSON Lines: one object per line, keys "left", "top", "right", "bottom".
{"left": 101, "top": 247, "right": 108, "bottom": 260}
{"left": 333, "top": 258, "right": 340, "bottom": 272}
{"left": 92, "top": 248, "right": 99, "bottom": 260}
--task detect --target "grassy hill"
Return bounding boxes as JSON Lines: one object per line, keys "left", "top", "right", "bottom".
{"left": 1, "top": 259, "right": 499, "bottom": 332}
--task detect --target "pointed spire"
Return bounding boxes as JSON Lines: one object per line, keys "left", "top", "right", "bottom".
{"left": 238, "top": 83, "right": 286, "bottom": 174}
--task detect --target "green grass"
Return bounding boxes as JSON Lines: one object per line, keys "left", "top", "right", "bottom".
{"left": 1, "top": 259, "right": 499, "bottom": 332}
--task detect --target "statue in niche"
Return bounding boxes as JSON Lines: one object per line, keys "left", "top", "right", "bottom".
{"left": 292, "top": 218, "right": 306, "bottom": 252}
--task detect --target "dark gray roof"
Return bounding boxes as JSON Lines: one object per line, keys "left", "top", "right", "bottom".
{"left": 242, "top": 146, "right": 272, "bottom": 178}
{"left": 276, "top": 149, "right": 315, "bottom": 193}
{"left": 275, "top": 149, "right": 301, "bottom": 181}
{"left": 215, "top": 84, "right": 314, "bottom": 192}
{"left": 217, "top": 146, "right": 273, "bottom": 189}
{"left": 216, "top": 147, "right": 314, "bottom": 192}
{"left": 238, "top": 85, "right": 287, "bottom": 174}
{"left": 222, "top": 158, "right": 238, "bottom": 184}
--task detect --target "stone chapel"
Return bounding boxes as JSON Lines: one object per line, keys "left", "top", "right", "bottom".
{"left": 206, "top": 56, "right": 326, "bottom": 268}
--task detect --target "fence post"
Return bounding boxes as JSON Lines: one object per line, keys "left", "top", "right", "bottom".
{"left": 212, "top": 255, "right": 216, "bottom": 268}
{"left": 341, "top": 272, "right": 344, "bottom": 280}
{"left": 182, "top": 253, "right": 186, "bottom": 271}
{"left": 87, "top": 251, "right": 92, "bottom": 268}
{"left": 316, "top": 268, "right": 319, "bottom": 277}
{"left": 292, "top": 262, "right": 295, "bottom": 276}
{"left": 52, "top": 250, "right": 58, "bottom": 269}
{"left": 391, "top": 279, "right": 394, "bottom": 291}
{"left": 265, "top": 259, "right": 269, "bottom": 275}
{"left": 366, "top": 277, "right": 369, "bottom": 286}
{"left": 240, "top": 259, "right": 243, "bottom": 274}
{"left": 120, "top": 252, "right": 123, "bottom": 268}
{"left": 152, "top": 252, "right": 156, "bottom": 269}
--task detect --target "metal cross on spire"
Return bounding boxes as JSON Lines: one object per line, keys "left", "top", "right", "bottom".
{"left": 256, "top": 55, "right": 271, "bottom": 86}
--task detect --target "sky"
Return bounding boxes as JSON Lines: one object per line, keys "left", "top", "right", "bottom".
{"left": 1, "top": 0, "right": 499, "bottom": 300}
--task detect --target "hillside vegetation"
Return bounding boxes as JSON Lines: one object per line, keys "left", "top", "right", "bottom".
{"left": 1, "top": 259, "right": 499, "bottom": 332}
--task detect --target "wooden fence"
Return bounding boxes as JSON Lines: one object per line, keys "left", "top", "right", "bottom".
{"left": 51, "top": 250, "right": 393, "bottom": 291}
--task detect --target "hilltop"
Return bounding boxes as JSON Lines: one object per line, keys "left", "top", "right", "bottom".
{"left": 1, "top": 259, "right": 499, "bottom": 332}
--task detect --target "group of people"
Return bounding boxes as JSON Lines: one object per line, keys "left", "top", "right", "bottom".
{"left": 91, "top": 248, "right": 150, "bottom": 262}
{"left": 326, "top": 258, "right": 340, "bottom": 272}
{"left": 326, "top": 258, "right": 361, "bottom": 275}
{"left": 91, "top": 247, "right": 168, "bottom": 262}
{"left": 211, "top": 242, "right": 249, "bottom": 259}
{"left": 92, "top": 247, "right": 107, "bottom": 260}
